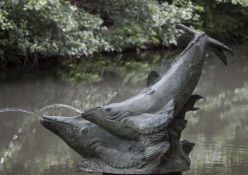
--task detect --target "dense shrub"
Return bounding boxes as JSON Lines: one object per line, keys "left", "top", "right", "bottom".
{"left": 194, "top": 0, "right": 248, "bottom": 42}
{"left": 0, "top": 0, "right": 112, "bottom": 64}
{"left": 0, "top": 0, "right": 247, "bottom": 64}
{"left": 81, "top": 0, "right": 199, "bottom": 49}
{"left": 0, "top": 0, "right": 199, "bottom": 63}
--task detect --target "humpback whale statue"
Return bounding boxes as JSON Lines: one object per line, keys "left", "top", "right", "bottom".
{"left": 40, "top": 24, "right": 233, "bottom": 174}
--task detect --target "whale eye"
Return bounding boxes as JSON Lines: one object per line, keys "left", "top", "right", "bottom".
{"left": 105, "top": 108, "right": 111, "bottom": 112}
{"left": 81, "top": 128, "right": 88, "bottom": 134}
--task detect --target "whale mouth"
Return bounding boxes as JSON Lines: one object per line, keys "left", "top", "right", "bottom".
{"left": 41, "top": 116, "right": 70, "bottom": 126}
{"left": 40, "top": 116, "right": 77, "bottom": 135}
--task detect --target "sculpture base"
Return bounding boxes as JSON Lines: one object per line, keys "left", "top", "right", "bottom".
{"left": 76, "top": 138, "right": 193, "bottom": 174}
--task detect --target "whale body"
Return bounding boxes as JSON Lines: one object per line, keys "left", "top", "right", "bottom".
{"left": 40, "top": 115, "right": 170, "bottom": 172}
{"left": 102, "top": 24, "right": 233, "bottom": 116}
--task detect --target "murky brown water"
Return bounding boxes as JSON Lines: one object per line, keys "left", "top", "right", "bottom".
{"left": 0, "top": 45, "right": 247, "bottom": 175}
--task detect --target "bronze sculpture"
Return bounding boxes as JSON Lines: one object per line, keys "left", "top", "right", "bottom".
{"left": 40, "top": 24, "right": 233, "bottom": 174}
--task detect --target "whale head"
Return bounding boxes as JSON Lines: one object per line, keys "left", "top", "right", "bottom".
{"left": 40, "top": 115, "right": 103, "bottom": 158}
{"left": 81, "top": 106, "right": 119, "bottom": 122}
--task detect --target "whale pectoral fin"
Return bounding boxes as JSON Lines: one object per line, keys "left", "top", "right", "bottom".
{"left": 126, "top": 99, "right": 175, "bottom": 134}
{"left": 180, "top": 140, "right": 195, "bottom": 155}
{"left": 176, "top": 94, "right": 203, "bottom": 119}
{"left": 97, "top": 145, "right": 144, "bottom": 169}
{"left": 184, "top": 94, "right": 203, "bottom": 111}
{"left": 144, "top": 141, "right": 170, "bottom": 162}
{"left": 211, "top": 47, "right": 228, "bottom": 65}
{"left": 147, "top": 71, "right": 160, "bottom": 87}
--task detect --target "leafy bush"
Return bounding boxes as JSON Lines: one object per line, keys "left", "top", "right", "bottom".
{"left": 0, "top": 0, "right": 247, "bottom": 65}
{"left": 91, "top": 0, "right": 199, "bottom": 49}
{"left": 0, "top": 0, "right": 112, "bottom": 63}
{"left": 191, "top": 0, "right": 248, "bottom": 42}
{"left": 0, "top": 0, "right": 199, "bottom": 63}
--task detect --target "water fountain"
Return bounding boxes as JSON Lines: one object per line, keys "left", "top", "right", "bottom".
{"left": 0, "top": 24, "right": 233, "bottom": 174}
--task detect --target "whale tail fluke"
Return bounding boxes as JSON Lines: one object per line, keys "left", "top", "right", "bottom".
{"left": 208, "top": 37, "right": 233, "bottom": 65}
{"left": 176, "top": 24, "right": 233, "bottom": 65}
{"left": 176, "top": 24, "right": 198, "bottom": 36}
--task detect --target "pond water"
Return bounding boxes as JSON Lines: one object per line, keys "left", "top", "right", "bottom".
{"left": 0, "top": 45, "right": 247, "bottom": 175}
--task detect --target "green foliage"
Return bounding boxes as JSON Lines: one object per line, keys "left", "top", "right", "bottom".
{"left": 216, "top": 0, "right": 248, "bottom": 7}
{"left": 96, "top": 0, "right": 199, "bottom": 48}
{"left": 0, "top": 0, "right": 112, "bottom": 63}
{"left": 0, "top": 0, "right": 199, "bottom": 63}
{"left": 191, "top": 0, "right": 248, "bottom": 42}
{"left": 0, "top": 0, "right": 247, "bottom": 64}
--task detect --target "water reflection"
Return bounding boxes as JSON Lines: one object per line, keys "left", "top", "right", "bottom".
{"left": 183, "top": 45, "right": 248, "bottom": 175}
{"left": 0, "top": 45, "right": 248, "bottom": 175}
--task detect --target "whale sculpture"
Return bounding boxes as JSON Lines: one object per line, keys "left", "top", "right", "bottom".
{"left": 81, "top": 99, "right": 175, "bottom": 139}
{"left": 100, "top": 24, "right": 232, "bottom": 116}
{"left": 40, "top": 24, "right": 233, "bottom": 174}
{"left": 41, "top": 95, "right": 200, "bottom": 174}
